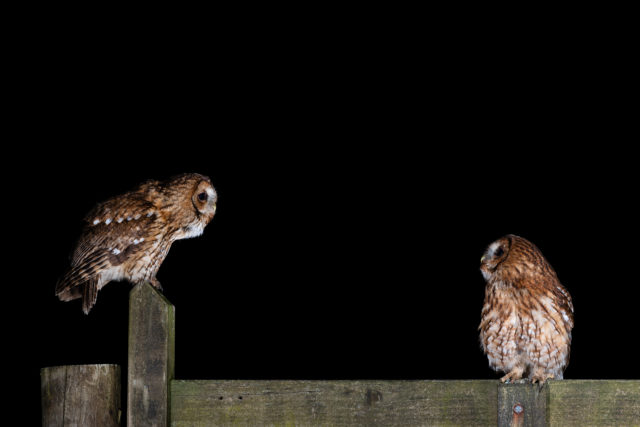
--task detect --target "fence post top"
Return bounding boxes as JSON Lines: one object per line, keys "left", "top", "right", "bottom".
{"left": 130, "top": 281, "right": 174, "bottom": 307}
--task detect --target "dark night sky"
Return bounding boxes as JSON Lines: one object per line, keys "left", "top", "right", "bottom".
{"left": 8, "top": 18, "right": 637, "bottom": 425}
{"left": 28, "top": 144, "right": 637, "bottom": 380}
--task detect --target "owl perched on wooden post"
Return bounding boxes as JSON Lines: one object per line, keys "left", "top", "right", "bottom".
{"left": 56, "top": 173, "right": 217, "bottom": 314}
{"left": 479, "top": 235, "right": 574, "bottom": 384}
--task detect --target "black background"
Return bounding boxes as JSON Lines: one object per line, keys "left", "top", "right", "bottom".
{"left": 7, "top": 10, "right": 638, "bottom": 425}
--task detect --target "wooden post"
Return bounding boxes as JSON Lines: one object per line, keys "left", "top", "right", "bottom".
{"left": 41, "top": 364, "right": 121, "bottom": 427}
{"left": 498, "top": 382, "right": 548, "bottom": 426}
{"left": 128, "top": 282, "right": 175, "bottom": 427}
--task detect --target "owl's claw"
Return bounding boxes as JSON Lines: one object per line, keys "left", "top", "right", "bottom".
{"left": 531, "top": 373, "right": 554, "bottom": 389}
{"left": 149, "top": 278, "right": 163, "bottom": 292}
{"left": 500, "top": 367, "right": 524, "bottom": 384}
{"left": 531, "top": 379, "right": 545, "bottom": 392}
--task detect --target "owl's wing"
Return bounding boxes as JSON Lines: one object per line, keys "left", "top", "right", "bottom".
{"left": 84, "top": 194, "right": 156, "bottom": 224}
{"left": 56, "top": 197, "right": 159, "bottom": 313}
{"left": 72, "top": 196, "right": 156, "bottom": 265}
{"left": 551, "top": 283, "right": 574, "bottom": 329}
{"left": 55, "top": 244, "right": 113, "bottom": 314}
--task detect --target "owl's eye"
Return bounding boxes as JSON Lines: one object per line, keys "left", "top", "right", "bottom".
{"left": 494, "top": 247, "right": 505, "bottom": 257}
{"left": 197, "top": 192, "right": 208, "bottom": 202}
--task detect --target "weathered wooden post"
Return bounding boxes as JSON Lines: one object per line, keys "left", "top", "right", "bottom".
{"left": 497, "top": 380, "right": 640, "bottom": 426}
{"left": 128, "top": 282, "right": 175, "bottom": 427}
{"left": 498, "top": 382, "right": 547, "bottom": 427}
{"left": 41, "top": 364, "right": 121, "bottom": 426}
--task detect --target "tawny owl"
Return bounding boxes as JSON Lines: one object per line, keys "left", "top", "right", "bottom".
{"left": 56, "top": 173, "right": 217, "bottom": 314}
{"left": 479, "top": 234, "right": 574, "bottom": 384}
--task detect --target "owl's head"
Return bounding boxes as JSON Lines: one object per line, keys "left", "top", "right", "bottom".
{"left": 480, "top": 234, "right": 553, "bottom": 284}
{"left": 480, "top": 235, "right": 512, "bottom": 281}
{"left": 155, "top": 173, "right": 218, "bottom": 239}
{"left": 190, "top": 177, "right": 217, "bottom": 221}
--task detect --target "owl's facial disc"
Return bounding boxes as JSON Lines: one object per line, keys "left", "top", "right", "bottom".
{"left": 192, "top": 181, "right": 218, "bottom": 217}
{"left": 480, "top": 238, "right": 510, "bottom": 279}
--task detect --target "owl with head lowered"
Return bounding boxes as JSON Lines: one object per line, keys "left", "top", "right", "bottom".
{"left": 479, "top": 234, "right": 574, "bottom": 384}
{"left": 56, "top": 173, "right": 217, "bottom": 314}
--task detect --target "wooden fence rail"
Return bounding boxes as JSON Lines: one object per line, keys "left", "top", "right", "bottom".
{"left": 169, "top": 379, "right": 640, "bottom": 426}
{"left": 42, "top": 282, "right": 640, "bottom": 426}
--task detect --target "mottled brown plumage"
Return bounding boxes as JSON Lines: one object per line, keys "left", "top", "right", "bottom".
{"left": 479, "top": 235, "right": 574, "bottom": 384}
{"left": 56, "top": 173, "right": 217, "bottom": 314}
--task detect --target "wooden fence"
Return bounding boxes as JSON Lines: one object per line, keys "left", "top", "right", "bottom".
{"left": 42, "top": 282, "right": 640, "bottom": 426}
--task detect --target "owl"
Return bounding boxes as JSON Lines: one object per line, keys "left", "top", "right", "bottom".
{"left": 56, "top": 173, "right": 217, "bottom": 314}
{"left": 479, "top": 234, "right": 574, "bottom": 384}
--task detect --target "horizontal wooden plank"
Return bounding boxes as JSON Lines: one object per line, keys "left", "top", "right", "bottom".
{"left": 548, "top": 380, "right": 640, "bottom": 426}
{"left": 171, "top": 379, "right": 498, "bottom": 426}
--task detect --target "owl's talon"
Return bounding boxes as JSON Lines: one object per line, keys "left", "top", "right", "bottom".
{"left": 531, "top": 373, "right": 554, "bottom": 388}
{"left": 150, "top": 279, "right": 163, "bottom": 292}
{"left": 500, "top": 367, "right": 524, "bottom": 384}
{"left": 531, "top": 378, "right": 545, "bottom": 392}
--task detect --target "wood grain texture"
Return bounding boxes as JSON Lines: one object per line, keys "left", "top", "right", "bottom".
{"left": 170, "top": 380, "right": 498, "bottom": 426}
{"left": 128, "top": 282, "right": 175, "bottom": 427}
{"left": 547, "top": 380, "right": 640, "bottom": 426}
{"left": 41, "top": 364, "right": 121, "bottom": 427}
{"left": 498, "top": 382, "right": 547, "bottom": 427}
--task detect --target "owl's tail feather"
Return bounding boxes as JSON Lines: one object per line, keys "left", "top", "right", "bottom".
{"left": 56, "top": 267, "right": 101, "bottom": 314}
{"left": 82, "top": 278, "right": 98, "bottom": 315}
{"left": 56, "top": 270, "right": 81, "bottom": 302}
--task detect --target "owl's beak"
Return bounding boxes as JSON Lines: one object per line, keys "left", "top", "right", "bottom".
{"left": 480, "top": 255, "right": 486, "bottom": 263}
